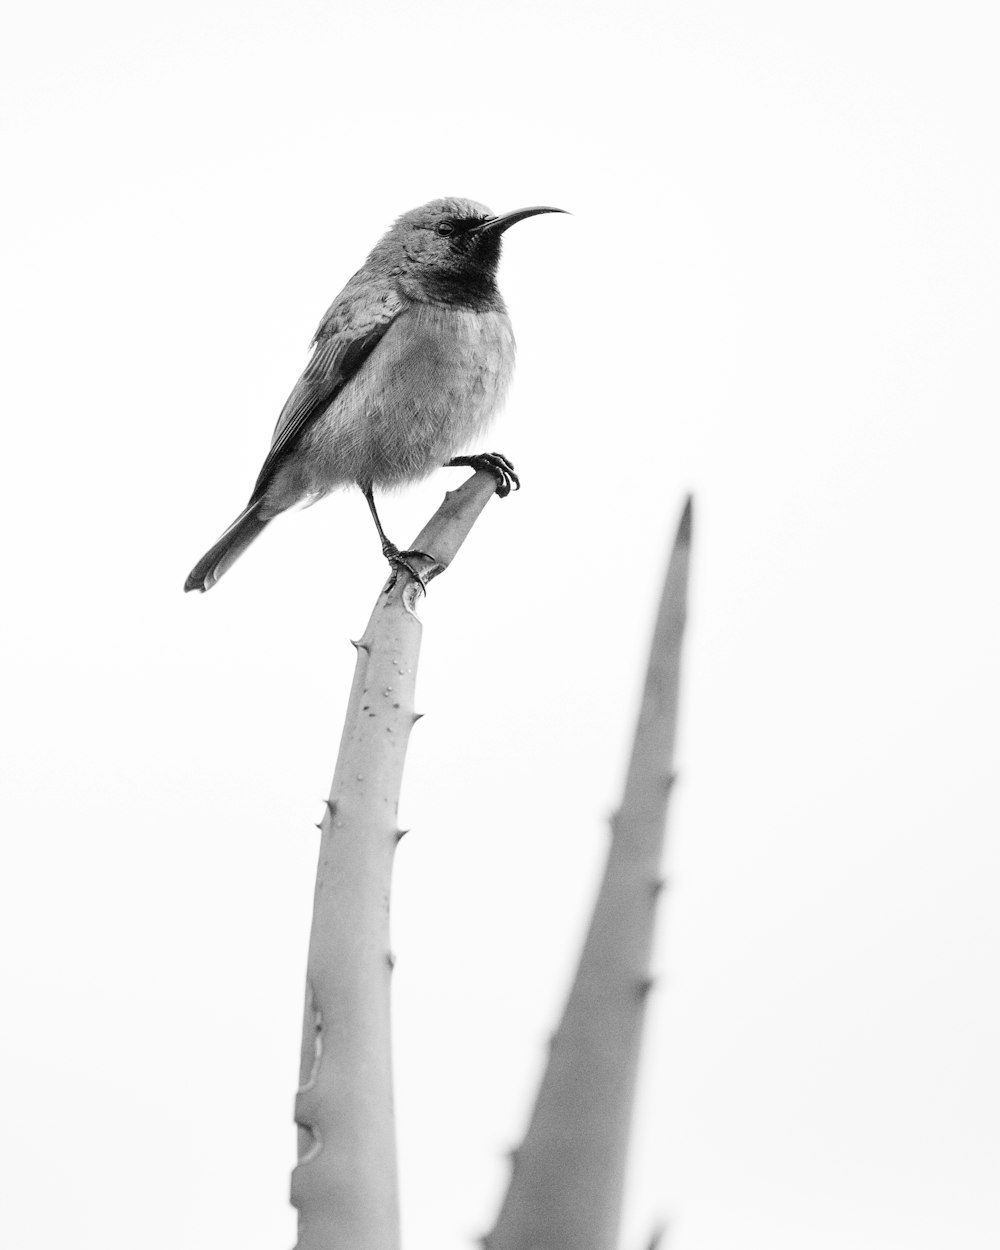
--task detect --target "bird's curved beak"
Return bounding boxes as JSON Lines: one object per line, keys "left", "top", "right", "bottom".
{"left": 469, "top": 206, "right": 568, "bottom": 236}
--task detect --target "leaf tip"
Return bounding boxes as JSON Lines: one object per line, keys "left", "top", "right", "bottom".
{"left": 676, "top": 495, "right": 693, "bottom": 546}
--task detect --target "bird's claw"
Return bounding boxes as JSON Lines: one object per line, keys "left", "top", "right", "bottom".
{"left": 448, "top": 452, "right": 520, "bottom": 498}
{"left": 382, "top": 543, "right": 433, "bottom": 591}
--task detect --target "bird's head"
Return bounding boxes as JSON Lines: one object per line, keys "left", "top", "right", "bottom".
{"left": 374, "top": 197, "right": 566, "bottom": 307}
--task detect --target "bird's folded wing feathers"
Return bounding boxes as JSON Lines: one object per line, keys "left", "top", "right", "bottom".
{"left": 248, "top": 287, "right": 404, "bottom": 503}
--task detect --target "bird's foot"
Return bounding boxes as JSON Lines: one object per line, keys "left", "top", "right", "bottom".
{"left": 448, "top": 452, "right": 520, "bottom": 498}
{"left": 382, "top": 541, "right": 433, "bottom": 591}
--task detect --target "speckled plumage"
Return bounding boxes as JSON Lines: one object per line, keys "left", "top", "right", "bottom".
{"left": 185, "top": 197, "right": 562, "bottom": 592}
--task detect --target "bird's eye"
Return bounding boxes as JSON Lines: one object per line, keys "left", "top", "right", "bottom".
{"left": 435, "top": 221, "right": 455, "bottom": 237}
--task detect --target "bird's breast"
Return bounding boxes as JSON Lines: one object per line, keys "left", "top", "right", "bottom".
{"left": 316, "top": 304, "right": 516, "bottom": 488}
{"left": 374, "top": 304, "right": 515, "bottom": 430}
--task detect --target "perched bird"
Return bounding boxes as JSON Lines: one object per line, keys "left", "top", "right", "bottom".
{"left": 184, "top": 197, "right": 564, "bottom": 593}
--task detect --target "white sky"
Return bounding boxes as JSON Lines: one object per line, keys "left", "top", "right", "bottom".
{"left": 2, "top": 2, "right": 998, "bottom": 1247}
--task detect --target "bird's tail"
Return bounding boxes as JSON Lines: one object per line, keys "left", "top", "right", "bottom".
{"left": 184, "top": 501, "right": 270, "bottom": 593}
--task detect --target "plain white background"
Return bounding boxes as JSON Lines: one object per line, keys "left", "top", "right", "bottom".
{"left": 2, "top": 2, "right": 998, "bottom": 1247}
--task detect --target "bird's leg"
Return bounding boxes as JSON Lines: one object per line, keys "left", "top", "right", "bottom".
{"left": 448, "top": 452, "right": 520, "bottom": 498}
{"left": 363, "top": 486, "right": 431, "bottom": 588}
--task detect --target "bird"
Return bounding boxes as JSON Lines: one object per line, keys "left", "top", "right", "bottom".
{"left": 184, "top": 197, "right": 565, "bottom": 593}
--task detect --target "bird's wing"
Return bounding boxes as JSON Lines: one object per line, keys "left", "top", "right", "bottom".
{"left": 248, "top": 284, "right": 404, "bottom": 504}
